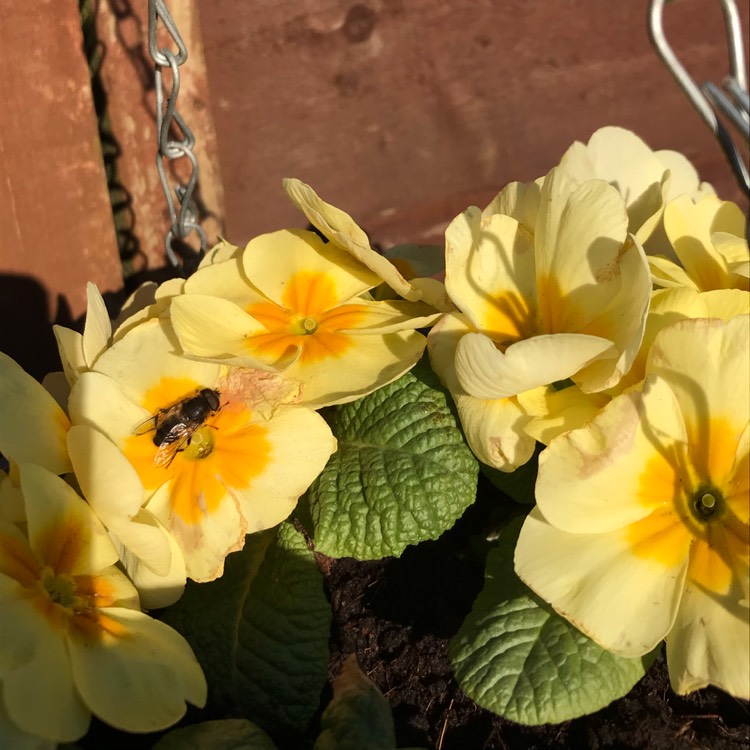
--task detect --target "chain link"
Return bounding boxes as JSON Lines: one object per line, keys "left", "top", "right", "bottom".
{"left": 148, "top": 0, "right": 206, "bottom": 268}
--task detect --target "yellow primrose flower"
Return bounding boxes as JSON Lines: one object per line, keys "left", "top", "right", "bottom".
{"left": 69, "top": 318, "right": 337, "bottom": 582}
{"left": 0, "top": 463, "right": 206, "bottom": 742}
{"left": 650, "top": 195, "right": 749, "bottom": 292}
{"left": 515, "top": 316, "right": 749, "bottom": 699}
{"left": 67, "top": 425, "right": 187, "bottom": 608}
{"left": 447, "top": 168, "right": 651, "bottom": 400}
{"left": 559, "top": 126, "right": 712, "bottom": 244}
{"left": 170, "top": 228, "right": 440, "bottom": 407}
{"left": 0, "top": 352, "right": 71, "bottom": 523}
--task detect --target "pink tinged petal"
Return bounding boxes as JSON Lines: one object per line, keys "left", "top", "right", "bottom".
{"left": 82, "top": 283, "right": 112, "bottom": 368}
{"left": 145, "top": 480, "right": 246, "bottom": 583}
{"left": 0, "top": 352, "right": 71, "bottom": 475}
{"left": 19, "top": 464, "right": 118, "bottom": 575}
{"left": 453, "top": 392, "right": 536, "bottom": 471}
{"left": 514, "top": 507, "right": 688, "bottom": 656}
{"left": 229, "top": 407, "right": 336, "bottom": 532}
{"left": 243, "top": 228, "right": 380, "bottom": 305}
{"left": 68, "top": 371, "right": 148, "bottom": 445}
{"left": 286, "top": 329, "right": 427, "bottom": 408}
{"left": 666, "top": 577, "right": 749, "bottom": 698}
{"left": 282, "top": 178, "right": 419, "bottom": 300}
{"left": 0, "top": 599, "right": 90, "bottom": 742}
{"left": 171, "top": 294, "right": 298, "bottom": 370}
{"left": 52, "top": 324, "right": 86, "bottom": 386}
{"left": 445, "top": 209, "right": 537, "bottom": 341}
{"left": 68, "top": 607, "right": 206, "bottom": 733}
{"left": 647, "top": 316, "right": 750, "bottom": 449}
{"left": 0, "top": 686, "right": 57, "bottom": 750}
{"left": 455, "top": 332, "right": 615, "bottom": 399}
{"left": 535, "top": 376, "right": 689, "bottom": 534}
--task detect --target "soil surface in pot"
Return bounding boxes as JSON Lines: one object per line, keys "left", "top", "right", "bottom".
{"left": 314, "top": 477, "right": 750, "bottom": 750}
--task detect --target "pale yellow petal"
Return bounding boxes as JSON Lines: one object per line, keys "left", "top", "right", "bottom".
{"left": 515, "top": 506, "right": 688, "bottom": 656}
{"left": 427, "top": 311, "right": 473, "bottom": 394}
{"left": 536, "top": 376, "right": 689, "bottom": 534}
{"left": 0, "top": 600, "right": 90, "bottom": 742}
{"left": 242, "top": 228, "right": 380, "bottom": 306}
{"left": 648, "top": 255, "right": 700, "bottom": 290}
{"left": 283, "top": 178, "right": 419, "bottom": 300}
{"left": 337, "top": 298, "right": 441, "bottom": 334}
{"left": 52, "top": 324, "right": 86, "bottom": 386}
{"left": 538, "top": 172, "right": 628, "bottom": 292}
{"left": 185, "top": 253, "right": 265, "bottom": 306}
{"left": 455, "top": 332, "right": 615, "bottom": 399}
{"left": 445, "top": 209, "right": 536, "bottom": 341}
{"left": 93, "top": 318, "right": 223, "bottom": 407}
{"left": 69, "top": 371, "right": 148, "bottom": 445}
{"left": 198, "top": 238, "right": 241, "bottom": 267}
{"left": 82, "top": 282, "right": 112, "bottom": 368}
{"left": 232, "top": 406, "right": 336, "bottom": 531}
{"left": 118, "top": 514, "right": 186, "bottom": 609}
{"left": 19, "top": 463, "right": 118, "bottom": 575}
{"left": 0, "top": 688, "right": 57, "bottom": 750}
{"left": 145, "top": 480, "right": 246, "bottom": 583}
{"left": 482, "top": 179, "right": 541, "bottom": 234}
{"left": 171, "top": 294, "right": 298, "bottom": 370}
{"left": 0, "top": 352, "right": 71, "bottom": 475}
{"left": 656, "top": 149, "right": 702, "bottom": 200}
{"left": 666, "top": 576, "right": 749, "bottom": 698}
{"left": 285, "top": 329, "right": 428, "bottom": 407}
{"left": 68, "top": 607, "right": 206, "bottom": 732}
{"left": 646, "top": 316, "right": 750, "bottom": 450}
{"left": 518, "top": 384, "right": 610, "bottom": 445}
{"left": 454, "top": 392, "right": 535, "bottom": 471}
{"left": 67, "top": 425, "right": 144, "bottom": 524}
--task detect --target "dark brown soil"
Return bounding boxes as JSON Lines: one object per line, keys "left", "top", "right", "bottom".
{"left": 315, "top": 477, "right": 750, "bottom": 750}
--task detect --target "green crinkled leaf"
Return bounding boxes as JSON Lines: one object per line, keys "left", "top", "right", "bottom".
{"left": 308, "top": 359, "right": 478, "bottom": 559}
{"left": 450, "top": 518, "right": 655, "bottom": 725}
{"left": 160, "top": 522, "right": 331, "bottom": 740}
{"left": 153, "top": 719, "right": 278, "bottom": 750}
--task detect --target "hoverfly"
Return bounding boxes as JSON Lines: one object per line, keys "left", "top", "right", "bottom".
{"left": 135, "top": 388, "right": 221, "bottom": 468}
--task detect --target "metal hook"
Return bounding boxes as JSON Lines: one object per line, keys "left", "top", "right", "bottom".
{"left": 649, "top": 0, "right": 750, "bottom": 197}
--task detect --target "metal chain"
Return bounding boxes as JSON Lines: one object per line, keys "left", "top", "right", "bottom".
{"left": 148, "top": 0, "right": 206, "bottom": 268}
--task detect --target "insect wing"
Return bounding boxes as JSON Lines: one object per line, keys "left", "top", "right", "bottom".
{"left": 133, "top": 412, "right": 161, "bottom": 436}
{"left": 153, "top": 423, "right": 192, "bottom": 468}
